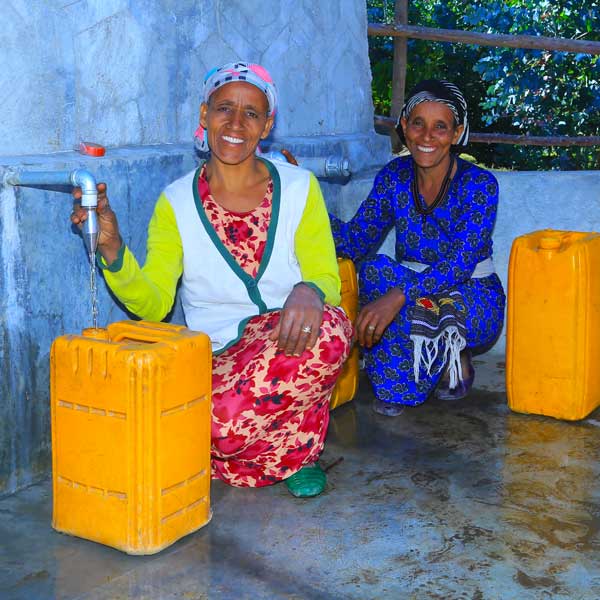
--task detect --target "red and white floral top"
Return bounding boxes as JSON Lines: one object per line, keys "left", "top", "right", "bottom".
{"left": 198, "top": 163, "right": 273, "bottom": 278}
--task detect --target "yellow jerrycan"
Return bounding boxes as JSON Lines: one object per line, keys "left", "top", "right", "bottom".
{"left": 330, "top": 258, "right": 360, "bottom": 410}
{"left": 50, "top": 320, "right": 212, "bottom": 554}
{"left": 506, "top": 230, "right": 600, "bottom": 420}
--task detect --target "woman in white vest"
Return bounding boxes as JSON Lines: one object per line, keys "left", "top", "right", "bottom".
{"left": 72, "top": 62, "right": 352, "bottom": 498}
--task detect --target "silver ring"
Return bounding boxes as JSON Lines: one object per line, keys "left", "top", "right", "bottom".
{"left": 301, "top": 325, "right": 312, "bottom": 334}
{"left": 367, "top": 324, "right": 376, "bottom": 331}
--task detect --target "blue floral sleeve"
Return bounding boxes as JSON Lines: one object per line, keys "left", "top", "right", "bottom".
{"left": 329, "top": 163, "right": 397, "bottom": 262}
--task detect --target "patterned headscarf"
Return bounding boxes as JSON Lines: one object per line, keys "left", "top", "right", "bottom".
{"left": 396, "top": 79, "right": 470, "bottom": 149}
{"left": 194, "top": 61, "right": 278, "bottom": 152}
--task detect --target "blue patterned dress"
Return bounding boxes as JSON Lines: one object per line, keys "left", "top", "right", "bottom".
{"left": 330, "top": 155, "right": 505, "bottom": 407}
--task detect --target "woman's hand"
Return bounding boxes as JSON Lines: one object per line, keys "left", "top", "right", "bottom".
{"left": 71, "top": 183, "right": 122, "bottom": 264}
{"left": 356, "top": 288, "right": 406, "bottom": 348}
{"left": 269, "top": 283, "right": 324, "bottom": 356}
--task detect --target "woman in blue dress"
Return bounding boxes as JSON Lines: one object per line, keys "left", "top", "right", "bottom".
{"left": 330, "top": 80, "right": 505, "bottom": 416}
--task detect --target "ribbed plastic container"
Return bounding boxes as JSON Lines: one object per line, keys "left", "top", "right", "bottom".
{"left": 50, "top": 320, "right": 212, "bottom": 554}
{"left": 506, "top": 230, "right": 600, "bottom": 420}
{"left": 330, "top": 258, "right": 359, "bottom": 410}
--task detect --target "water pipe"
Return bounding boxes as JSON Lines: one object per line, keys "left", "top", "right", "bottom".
{"left": 4, "top": 168, "right": 99, "bottom": 254}
{"left": 298, "top": 156, "right": 351, "bottom": 179}
{"left": 260, "top": 151, "right": 351, "bottom": 179}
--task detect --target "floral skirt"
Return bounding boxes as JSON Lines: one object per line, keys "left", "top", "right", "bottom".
{"left": 211, "top": 305, "right": 352, "bottom": 487}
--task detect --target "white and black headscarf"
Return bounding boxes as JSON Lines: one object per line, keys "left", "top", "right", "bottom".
{"left": 396, "top": 79, "right": 470, "bottom": 149}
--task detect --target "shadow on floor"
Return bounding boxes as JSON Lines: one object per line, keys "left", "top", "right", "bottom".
{"left": 1, "top": 366, "right": 600, "bottom": 600}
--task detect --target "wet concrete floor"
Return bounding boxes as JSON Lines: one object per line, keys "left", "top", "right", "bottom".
{"left": 1, "top": 359, "right": 600, "bottom": 599}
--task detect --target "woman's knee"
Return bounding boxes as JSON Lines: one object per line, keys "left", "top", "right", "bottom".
{"left": 316, "top": 306, "right": 353, "bottom": 366}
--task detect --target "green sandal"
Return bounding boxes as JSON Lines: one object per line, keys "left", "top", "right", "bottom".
{"left": 285, "top": 464, "right": 327, "bottom": 498}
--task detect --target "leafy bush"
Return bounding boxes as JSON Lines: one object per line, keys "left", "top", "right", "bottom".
{"left": 367, "top": 0, "right": 600, "bottom": 170}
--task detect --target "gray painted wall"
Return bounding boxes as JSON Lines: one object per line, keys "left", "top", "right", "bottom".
{"left": 0, "top": 147, "right": 193, "bottom": 495}
{"left": 1, "top": 0, "right": 376, "bottom": 156}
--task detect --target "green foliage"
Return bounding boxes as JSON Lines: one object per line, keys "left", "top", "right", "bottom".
{"left": 367, "top": 0, "right": 600, "bottom": 170}
{"left": 371, "top": 59, "right": 393, "bottom": 114}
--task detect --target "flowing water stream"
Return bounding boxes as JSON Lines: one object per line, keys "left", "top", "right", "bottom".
{"left": 89, "top": 249, "right": 99, "bottom": 329}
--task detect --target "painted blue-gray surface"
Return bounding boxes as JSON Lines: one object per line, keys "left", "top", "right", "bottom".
{"left": 0, "top": 146, "right": 194, "bottom": 495}
{"left": 0, "top": 0, "right": 376, "bottom": 156}
{"left": 1, "top": 379, "right": 599, "bottom": 599}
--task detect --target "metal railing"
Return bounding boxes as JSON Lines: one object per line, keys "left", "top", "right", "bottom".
{"left": 370, "top": 0, "right": 600, "bottom": 147}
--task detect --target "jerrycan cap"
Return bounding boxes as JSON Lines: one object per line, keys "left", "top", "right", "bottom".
{"left": 539, "top": 236, "right": 562, "bottom": 250}
{"left": 76, "top": 141, "right": 106, "bottom": 157}
{"left": 82, "top": 327, "right": 108, "bottom": 339}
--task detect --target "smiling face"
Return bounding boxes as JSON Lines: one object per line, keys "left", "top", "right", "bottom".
{"left": 199, "top": 81, "right": 274, "bottom": 167}
{"left": 400, "top": 101, "right": 464, "bottom": 171}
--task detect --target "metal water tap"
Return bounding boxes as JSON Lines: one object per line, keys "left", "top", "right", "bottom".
{"left": 4, "top": 168, "right": 99, "bottom": 253}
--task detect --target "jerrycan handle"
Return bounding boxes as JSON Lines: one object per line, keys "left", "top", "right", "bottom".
{"left": 108, "top": 320, "right": 187, "bottom": 345}
{"left": 111, "top": 330, "right": 165, "bottom": 344}
{"left": 539, "top": 236, "right": 562, "bottom": 251}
